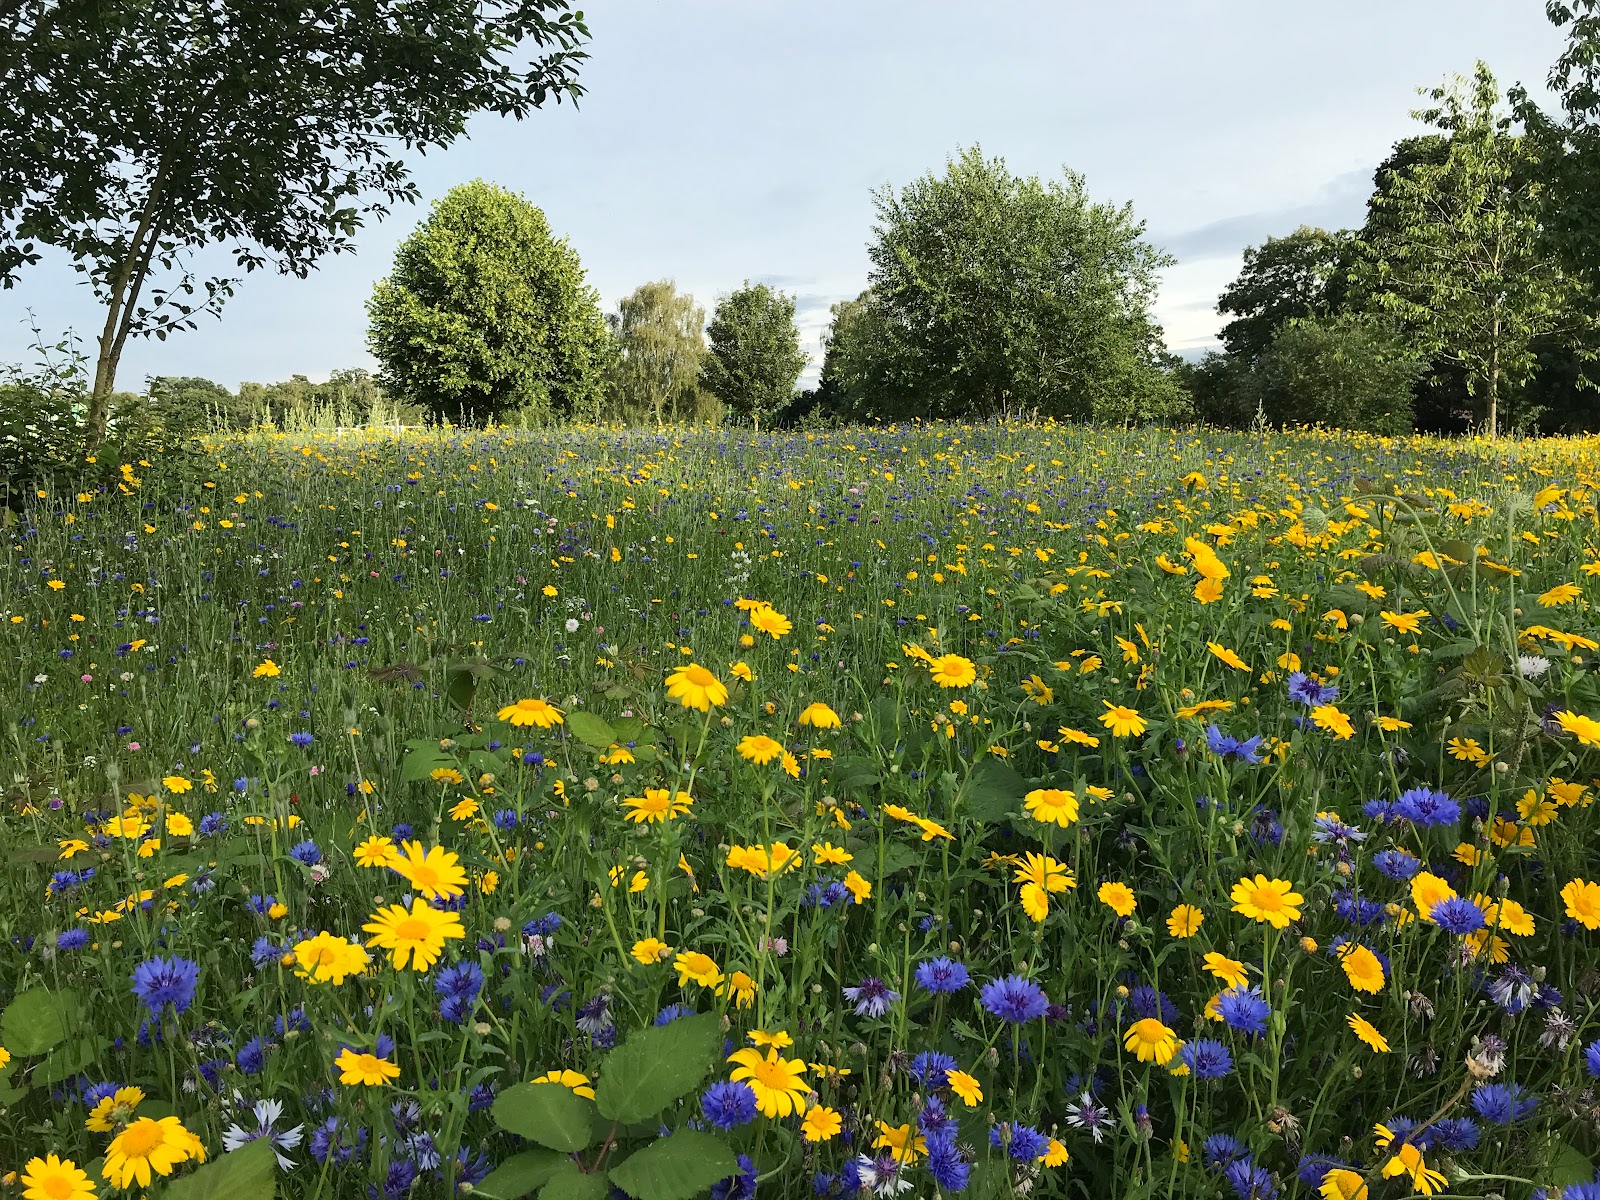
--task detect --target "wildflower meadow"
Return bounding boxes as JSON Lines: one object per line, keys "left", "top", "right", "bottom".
{"left": 3, "top": 421, "right": 1600, "bottom": 1200}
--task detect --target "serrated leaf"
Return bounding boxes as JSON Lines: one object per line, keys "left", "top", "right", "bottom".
{"left": 962, "top": 759, "right": 1025, "bottom": 823}
{"left": 492, "top": 1083, "right": 598, "bottom": 1152}
{"left": 164, "top": 1136, "right": 276, "bottom": 1200}
{"left": 2, "top": 988, "right": 80, "bottom": 1055}
{"left": 595, "top": 1012, "right": 722, "bottom": 1123}
{"left": 565, "top": 710, "right": 617, "bottom": 749}
{"left": 1546, "top": 1140, "right": 1596, "bottom": 1186}
{"left": 538, "top": 1162, "right": 610, "bottom": 1200}
{"left": 607, "top": 1132, "right": 738, "bottom": 1200}
{"left": 474, "top": 1149, "right": 565, "bottom": 1200}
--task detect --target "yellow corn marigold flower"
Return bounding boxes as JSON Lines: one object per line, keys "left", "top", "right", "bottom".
{"left": 747, "top": 603, "right": 792, "bottom": 639}
{"left": 1561, "top": 878, "right": 1600, "bottom": 929}
{"left": 1337, "top": 943, "right": 1385, "bottom": 993}
{"left": 532, "top": 1069, "right": 595, "bottom": 1098}
{"left": 813, "top": 841, "right": 852, "bottom": 865}
{"left": 1230, "top": 875, "right": 1303, "bottom": 927}
{"left": 674, "top": 951, "right": 724, "bottom": 989}
{"left": 362, "top": 900, "right": 465, "bottom": 971}
{"left": 873, "top": 1121, "right": 927, "bottom": 1164}
{"left": 1203, "top": 952, "right": 1248, "bottom": 990}
{"left": 946, "top": 1069, "right": 983, "bottom": 1107}
{"left": 1167, "top": 904, "right": 1204, "bottom": 938}
{"left": 497, "top": 697, "right": 564, "bottom": 728}
{"left": 353, "top": 835, "right": 399, "bottom": 868}
{"left": 101, "top": 1116, "right": 206, "bottom": 1189}
{"left": 293, "top": 932, "right": 370, "bottom": 985}
{"left": 335, "top": 1047, "right": 399, "bottom": 1087}
{"left": 1347, "top": 1013, "right": 1389, "bottom": 1053}
{"left": 21, "top": 1155, "right": 96, "bottom": 1200}
{"left": 843, "top": 870, "right": 872, "bottom": 903}
{"left": 252, "top": 659, "right": 280, "bottom": 678}
{"left": 1555, "top": 709, "right": 1600, "bottom": 746}
{"left": 1381, "top": 1143, "right": 1446, "bottom": 1195}
{"left": 802, "top": 1105, "right": 842, "bottom": 1142}
{"left": 1023, "top": 787, "right": 1079, "bottom": 827}
{"left": 726, "top": 1046, "right": 809, "bottom": 1117}
{"left": 666, "top": 663, "right": 728, "bottom": 711}
{"left": 737, "top": 734, "right": 784, "bottom": 765}
{"left": 1379, "top": 610, "right": 1427, "bottom": 635}
{"left": 631, "top": 937, "right": 673, "bottom": 965}
{"left": 623, "top": 788, "right": 693, "bottom": 823}
{"left": 1097, "top": 881, "right": 1136, "bottom": 917}
{"left": 1099, "top": 702, "right": 1146, "bottom": 737}
{"left": 1310, "top": 705, "right": 1354, "bottom": 740}
{"left": 1122, "top": 1017, "right": 1179, "bottom": 1064}
{"left": 1319, "top": 1167, "right": 1369, "bottom": 1200}
{"left": 797, "top": 701, "right": 841, "bottom": 728}
{"left": 1539, "top": 582, "right": 1582, "bottom": 607}
{"left": 927, "top": 653, "right": 977, "bottom": 688}
{"left": 389, "top": 841, "right": 467, "bottom": 901}
{"left": 1206, "top": 642, "right": 1249, "bottom": 671}
{"left": 1410, "top": 871, "right": 1456, "bottom": 922}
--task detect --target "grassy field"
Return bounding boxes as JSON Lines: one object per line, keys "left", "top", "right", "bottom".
{"left": 3, "top": 422, "right": 1600, "bottom": 1200}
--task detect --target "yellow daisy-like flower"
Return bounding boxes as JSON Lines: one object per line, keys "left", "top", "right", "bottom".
{"left": 1561, "top": 878, "right": 1600, "bottom": 929}
{"left": 927, "top": 653, "right": 977, "bottom": 688}
{"left": 747, "top": 603, "right": 792, "bottom": 639}
{"left": 1319, "top": 1167, "right": 1370, "bottom": 1200}
{"left": 1057, "top": 725, "right": 1100, "bottom": 748}
{"left": 362, "top": 900, "right": 465, "bottom": 971}
{"left": 85, "top": 1085, "right": 146, "bottom": 1132}
{"left": 1555, "top": 709, "right": 1600, "bottom": 747}
{"left": 1310, "top": 704, "right": 1354, "bottom": 740}
{"left": 666, "top": 663, "right": 729, "bottom": 711}
{"left": 726, "top": 1046, "right": 809, "bottom": 1118}
{"left": 252, "top": 659, "right": 280, "bottom": 678}
{"left": 1230, "top": 874, "right": 1303, "bottom": 928}
{"left": 335, "top": 1047, "right": 400, "bottom": 1086}
{"left": 21, "top": 1154, "right": 97, "bottom": 1200}
{"left": 1538, "top": 582, "right": 1582, "bottom": 607}
{"left": 101, "top": 1116, "right": 206, "bottom": 1190}
{"left": 872, "top": 1121, "right": 927, "bottom": 1164}
{"left": 812, "top": 841, "right": 852, "bottom": 865}
{"left": 631, "top": 937, "right": 673, "bottom": 965}
{"left": 1338, "top": 943, "right": 1385, "bottom": 993}
{"left": 1381, "top": 1143, "right": 1446, "bottom": 1195}
{"left": 1166, "top": 904, "right": 1204, "bottom": 938}
{"left": 1203, "top": 952, "right": 1248, "bottom": 990}
{"left": 1099, "top": 702, "right": 1146, "bottom": 737}
{"left": 1023, "top": 787, "right": 1079, "bottom": 828}
{"left": 353, "top": 835, "right": 399, "bottom": 869}
{"left": 161, "top": 775, "right": 192, "bottom": 794}
{"left": 448, "top": 797, "right": 479, "bottom": 821}
{"left": 797, "top": 701, "right": 842, "bottom": 729}
{"left": 801, "top": 1105, "right": 842, "bottom": 1142}
{"left": 945, "top": 1068, "right": 983, "bottom": 1107}
{"left": 1410, "top": 872, "right": 1456, "bottom": 922}
{"left": 389, "top": 841, "right": 467, "bottom": 901}
{"left": 737, "top": 734, "right": 785, "bottom": 765}
{"left": 1206, "top": 642, "right": 1249, "bottom": 671}
{"left": 622, "top": 788, "right": 693, "bottom": 823}
{"left": 1097, "top": 880, "right": 1136, "bottom": 917}
{"left": 1346, "top": 1012, "right": 1389, "bottom": 1053}
{"left": 293, "top": 931, "right": 371, "bottom": 984}
{"left": 674, "top": 951, "right": 725, "bottom": 989}
{"left": 728, "top": 661, "right": 754, "bottom": 682}
{"left": 496, "top": 697, "right": 564, "bottom": 728}
{"left": 1122, "top": 1017, "right": 1180, "bottom": 1064}
{"left": 531, "top": 1069, "right": 595, "bottom": 1099}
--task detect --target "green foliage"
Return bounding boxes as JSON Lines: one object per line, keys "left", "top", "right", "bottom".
{"left": 490, "top": 1082, "right": 598, "bottom": 1152}
{"left": 145, "top": 376, "right": 234, "bottom": 433}
{"left": 606, "top": 1132, "right": 739, "bottom": 1200}
{"left": 848, "top": 145, "right": 1181, "bottom": 423}
{"left": 1350, "top": 62, "right": 1593, "bottom": 435}
{"left": 1173, "top": 351, "right": 1255, "bottom": 429}
{"left": 163, "top": 1137, "right": 276, "bottom": 1200}
{"left": 1, "top": 987, "right": 80, "bottom": 1055}
{"left": 605, "top": 281, "right": 708, "bottom": 427}
{"left": 1217, "top": 226, "right": 1352, "bottom": 365}
{"left": 474, "top": 1149, "right": 566, "bottom": 1200}
{"left": 0, "top": 0, "right": 589, "bottom": 444}
{"left": 700, "top": 282, "right": 807, "bottom": 431}
{"left": 1243, "top": 312, "right": 1424, "bottom": 434}
{"left": 593, "top": 1013, "right": 722, "bottom": 1123}
{"left": 367, "top": 181, "right": 610, "bottom": 425}
{"left": 1524, "top": 1, "right": 1600, "bottom": 287}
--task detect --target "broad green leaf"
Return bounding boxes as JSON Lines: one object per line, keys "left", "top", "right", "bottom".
{"left": 400, "top": 744, "right": 456, "bottom": 783}
{"left": 565, "top": 710, "right": 617, "bottom": 749}
{"left": 594, "top": 1012, "right": 722, "bottom": 1123}
{"left": 2, "top": 987, "right": 81, "bottom": 1055}
{"left": 1545, "top": 1140, "right": 1596, "bottom": 1186}
{"left": 607, "top": 1131, "right": 738, "bottom": 1200}
{"left": 473, "top": 1149, "right": 566, "bottom": 1200}
{"left": 492, "top": 1083, "right": 598, "bottom": 1152}
{"left": 164, "top": 1136, "right": 276, "bottom": 1200}
{"left": 961, "top": 759, "right": 1026, "bottom": 823}
{"left": 538, "top": 1162, "right": 609, "bottom": 1200}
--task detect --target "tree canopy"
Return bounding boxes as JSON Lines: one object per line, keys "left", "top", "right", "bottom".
{"left": 606, "top": 281, "right": 707, "bottom": 427}
{"left": 700, "top": 283, "right": 808, "bottom": 432}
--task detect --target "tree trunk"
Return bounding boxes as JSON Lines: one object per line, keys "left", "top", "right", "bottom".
{"left": 1486, "top": 311, "right": 1501, "bottom": 439}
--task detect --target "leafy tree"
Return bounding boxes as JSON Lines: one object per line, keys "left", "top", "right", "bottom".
{"left": 1217, "top": 227, "right": 1352, "bottom": 364}
{"left": 814, "top": 290, "right": 905, "bottom": 422}
{"left": 1520, "top": 1, "right": 1600, "bottom": 287}
{"left": 606, "top": 281, "right": 707, "bottom": 427}
{"left": 0, "top": 0, "right": 589, "bottom": 446}
{"left": 1350, "top": 62, "right": 1590, "bottom": 435}
{"left": 700, "top": 282, "right": 807, "bottom": 432}
{"left": 1243, "top": 313, "right": 1425, "bottom": 434}
{"left": 145, "top": 375, "right": 233, "bottom": 430}
{"left": 366, "top": 181, "right": 610, "bottom": 425}
{"left": 861, "top": 146, "right": 1178, "bottom": 423}
{"left": 1174, "top": 352, "right": 1254, "bottom": 429}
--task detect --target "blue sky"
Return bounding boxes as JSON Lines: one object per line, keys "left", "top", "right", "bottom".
{"left": 0, "top": 0, "right": 1570, "bottom": 390}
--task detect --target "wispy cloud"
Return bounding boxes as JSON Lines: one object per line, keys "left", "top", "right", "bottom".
{"left": 1154, "top": 169, "right": 1372, "bottom": 263}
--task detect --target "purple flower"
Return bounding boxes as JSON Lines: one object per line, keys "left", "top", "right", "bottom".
{"left": 1372, "top": 848, "right": 1421, "bottom": 880}
{"left": 1394, "top": 786, "right": 1460, "bottom": 828}
{"left": 289, "top": 731, "right": 314, "bottom": 748}
{"left": 979, "top": 974, "right": 1049, "bottom": 1024}
{"left": 131, "top": 956, "right": 200, "bottom": 1016}
{"left": 909, "top": 1050, "right": 957, "bottom": 1086}
{"left": 1470, "top": 1082, "right": 1537, "bottom": 1124}
{"left": 914, "top": 957, "right": 971, "bottom": 994}
{"left": 1586, "top": 1038, "right": 1600, "bottom": 1077}
{"left": 991, "top": 1122, "right": 1048, "bottom": 1161}
{"left": 1287, "top": 671, "right": 1337, "bottom": 706}
{"left": 288, "top": 839, "right": 321, "bottom": 866}
{"left": 842, "top": 977, "right": 900, "bottom": 1018}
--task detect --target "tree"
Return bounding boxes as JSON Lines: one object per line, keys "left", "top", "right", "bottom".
{"left": 700, "top": 282, "right": 808, "bottom": 432}
{"left": 1217, "top": 227, "right": 1352, "bottom": 364}
{"left": 1519, "top": 1, "right": 1600, "bottom": 287}
{"left": 1174, "top": 352, "right": 1254, "bottom": 429}
{"left": 0, "top": 0, "right": 589, "bottom": 447}
{"left": 814, "top": 290, "right": 905, "bottom": 422}
{"left": 1351, "top": 62, "right": 1589, "bottom": 436}
{"left": 1242, "top": 313, "right": 1425, "bottom": 434}
{"left": 860, "top": 146, "right": 1178, "bottom": 423}
{"left": 145, "top": 375, "right": 233, "bottom": 430}
{"left": 365, "top": 181, "right": 610, "bottom": 425}
{"left": 606, "top": 281, "right": 706, "bottom": 427}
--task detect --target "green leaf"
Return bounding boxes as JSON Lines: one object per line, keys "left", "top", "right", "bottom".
{"left": 492, "top": 1083, "right": 599, "bottom": 1152}
{"left": 1545, "top": 1140, "right": 1596, "bottom": 1186}
{"left": 1, "top": 987, "right": 81, "bottom": 1055}
{"left": 607, "top": 1131, "right": 738, "bottom": 1200}
{"left": 594, "top": 1012, "right": 722, "bottom": 1123}
{"left": 961, "top": 759, "right": 1026, "bottom": 823}
{"left": 164, "top": 1136, "right": 276, "bottom": 1200}
{"left": 538, "top": 1162, "right": 610, "bottom": 1200}
{"left": 474, "top": 1149, "right": 566, "bottom": 1200}
{"left": 400, "top": 741, "right": 456, "bottom": 783}
{"left": 33, "top": 1036, "right": 109, "bottom": 1085}
{"left": 565, "top": 710, "right": 617, "bottom": 749}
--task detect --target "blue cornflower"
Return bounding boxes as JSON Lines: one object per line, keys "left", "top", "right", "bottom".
{"left": 655, "top": 1004, "right": 694, "bottom": 1026}
{"left": 1179, "top": 1039, "right": 1233, "bottom": 1080}
{"left": 1287, "top": 671, "right": 1337, "bottom": 705}
{"left": 1127, "top": 984, "right": 1179, "bottom": 1025}
{"left": 1394, "top": 786, "right": 1461, "bottom": 828}
{"left": 1224, "top": 1160, "right": 1279, "bottom": 1200}
{"left": 979, "top": 975, "right": 1049, "bottom": 1024}
{"left": 1470, "top": 1082, "right": 1537, "bottom": 1124}
{"left": 56, "top": 928, "right": 90, "bottom": 951}
{"left": 493, "top": 809, "right": 519, "bottom": 831}
{"left": 1205, "top": 725, "right": 1265, "bottom": 763}
{"left": 914, "top": 957, "right": 971, "bottom": 994}
{"left": 843, "top": 977, "right": 900, "bottom": 1017}
{"left": 198, "top": 811, "right": 228, "bottom": 836}
{"left": 700, "top": 1081, "right": 758, "bottom": 1131}
{"left": 1296, "top": 1157, "right": 1348, "bottom": 1188}
{"left": 1430, "top": 896, "right": 1487, "bottom": 935}
{"left": 455, "top": 1146, "right": 493, "bottom": 1189}
{"left": 289, "top": 732, "right": 314, "bottom": 747}
{"left": 926, "top": 1137, "right": 971, "bottom": 1191}
{"left": 1487, "top": 965, "right": 1535, "bottom": 1014}
{"left": 1332, "top": 888, "right": 1388, "bottom": 927}
{"left": 1311, "top": 815, "right": 1366, "bottom": 845}
{"left": 435, "top": 961, "right": 485, "bottom": 1024}
{"left": 909, "top": 1050, "right": 957, "bottom": 1086}
{"left": 250, "top": 936, "right": 281, "bottom": 968}
{"left": 1586, "top": 1038, "right": 1600, "bottom": 1077}
{"left": 1216, "top": 986, "right": 1270, "bottom": 1036}
{"left": 247, "top": 894, "right": 277, "bottom": 915}
{"left": 1202, "top": 1134, "right": 1250, "bottom": 1170}
{"left": 288, "top": 839, "right": 321, "bottom": 866}
{"left": 1429, "top": 1117, "right": 1479, "bottom": 1152}
{"left": 131, "top": 956, "right": 200, "bottom": 1016}
{"left": 1372, "top": 849, "right": 1421, "bottom": 880}
{"left": 991, "top": 1123, "right": 1048, "bottom": 1162}
{"left": 709, "top": 1154, "right": 757, "bottom": 1200}
{"left": 236, "top": 1036, "right": 270, "bottom": 1075}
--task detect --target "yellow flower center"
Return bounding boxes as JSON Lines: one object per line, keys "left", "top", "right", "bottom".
{"left": 394, "top": 916, "right": 433, "bottom": 942}
{"left": 120, "top": 1119, "right": 166, "bottom": 1156}
{"left": 39, "top": 1175, "right": 75, "bottom": 1200}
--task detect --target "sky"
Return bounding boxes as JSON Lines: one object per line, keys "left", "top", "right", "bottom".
{"left": 0, "top": 0, "right": 1572, "bottom": 392}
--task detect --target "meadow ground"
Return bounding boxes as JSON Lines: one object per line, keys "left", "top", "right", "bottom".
{"left": 2, "top": 422, "right": 1600, "bottom": 1200}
